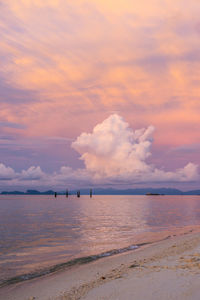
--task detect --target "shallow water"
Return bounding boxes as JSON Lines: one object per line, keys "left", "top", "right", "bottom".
{"left": 0, "top": 195, "right": 200, "bottom": 284}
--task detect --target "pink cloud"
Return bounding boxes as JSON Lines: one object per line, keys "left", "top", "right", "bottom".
{"left": 0, "top": 115, "right": 199, "bottom": 188}
{"left": 0, "top": 1, "right": 200, "bottom": 182}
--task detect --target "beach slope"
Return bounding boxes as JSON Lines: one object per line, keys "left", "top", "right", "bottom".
{"left": 1, "top": 228, "right": 200, "bottom": 300}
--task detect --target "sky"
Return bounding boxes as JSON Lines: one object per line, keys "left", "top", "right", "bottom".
{"left": 0, "top": 0, "right": 200, "bottom": 191}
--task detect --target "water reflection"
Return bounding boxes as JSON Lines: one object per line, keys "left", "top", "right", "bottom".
{"left": 145, "top": 195, "right": 200, "bottom": 229}
{"left": 0, "top": 195, "right": 200, "bottom": 282}
{"left": 76, "top": 195, "right": 148, "bottom": 255}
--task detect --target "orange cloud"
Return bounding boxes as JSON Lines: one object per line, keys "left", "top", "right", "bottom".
{"left": 0, "top": 0, "right": 200, "bottom": 154}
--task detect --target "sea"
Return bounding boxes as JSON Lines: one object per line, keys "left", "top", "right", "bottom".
{"left": 0, "top": 194, "right": 200, "bottom": 285}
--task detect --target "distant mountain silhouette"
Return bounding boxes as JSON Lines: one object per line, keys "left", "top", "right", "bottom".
{"left": 1, "top": 189, "right": 55, "bottom": 195}
{"left": 1, "top": 188, "right": 200, "bottom": 195}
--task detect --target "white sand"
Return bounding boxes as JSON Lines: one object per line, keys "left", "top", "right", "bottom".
{"left": 1, "top": 226, "right": 200, "bottom": 300}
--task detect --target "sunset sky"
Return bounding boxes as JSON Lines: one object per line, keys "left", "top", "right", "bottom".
{"left": 0, "top": 0, "right": 200, "bottom": 190}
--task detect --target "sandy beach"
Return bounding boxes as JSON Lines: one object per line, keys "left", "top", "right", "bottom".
{"left": 1, "top": 226, "right": 200, "bottom": 300}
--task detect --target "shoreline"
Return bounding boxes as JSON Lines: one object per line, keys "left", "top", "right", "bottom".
{"left": 1, "top": 225, "right": 200, "bottom": 299}
{"left": 0, "top": 244, "right": 140, "bottom": 288}
{"left": 1, "top": 225, "right": 198, "bottom": 288}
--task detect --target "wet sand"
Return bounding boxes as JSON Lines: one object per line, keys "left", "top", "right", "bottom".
{"left": 1, "top": 226, "right": 200, "bottom": 300}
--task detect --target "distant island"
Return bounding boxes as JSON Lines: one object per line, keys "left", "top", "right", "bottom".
{"left": 146, "top": 192, "right": 163, "bottom": 195}
{"left": 1, "top": 188, "right": 200, "bottom": 195}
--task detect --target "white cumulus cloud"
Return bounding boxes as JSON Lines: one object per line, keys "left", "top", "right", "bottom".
{"left": 0, "top": 163, "right": 16, "bottom": 180}
{"left": 20, "top": 166, "right": 45, "bottom": 180}
{"left": 0, "top": 114, "right": 199, "bottom": 188}
{"left": 72, "top": 114, "right": 199, "bottom": 183}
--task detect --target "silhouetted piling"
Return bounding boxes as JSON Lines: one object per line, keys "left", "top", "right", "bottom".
{"left": 66, "top": 189, "right": 68, "bottom": 198}
{"left": 77, "top": 190, "right": 80, "bottom": 197}
{"left": 54, "top": 192, "right": 57, "bottom": 198}
{"left": 90, "top": 189, "right": 93, "bottom": 198}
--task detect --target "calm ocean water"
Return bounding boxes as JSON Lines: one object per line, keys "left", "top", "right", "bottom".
{"left": 0, "top": 195, "right": 200, "bottom": 284}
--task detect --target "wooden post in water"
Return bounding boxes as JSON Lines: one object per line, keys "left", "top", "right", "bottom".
{"left": 54, "top": 192, "right": 57, "bottom": 198}
{"left": 90, "top": 189, "right": 92, "bottom": 198}
{"left": 77, "top": 190, "right": 80, "bottom": 197}
{"left": 66, "top": 189, "right": 68, "bottom": 198}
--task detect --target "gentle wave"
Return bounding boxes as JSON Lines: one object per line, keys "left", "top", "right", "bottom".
{"left": 0, "top": 243, "right": 142, "bottom": 287}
